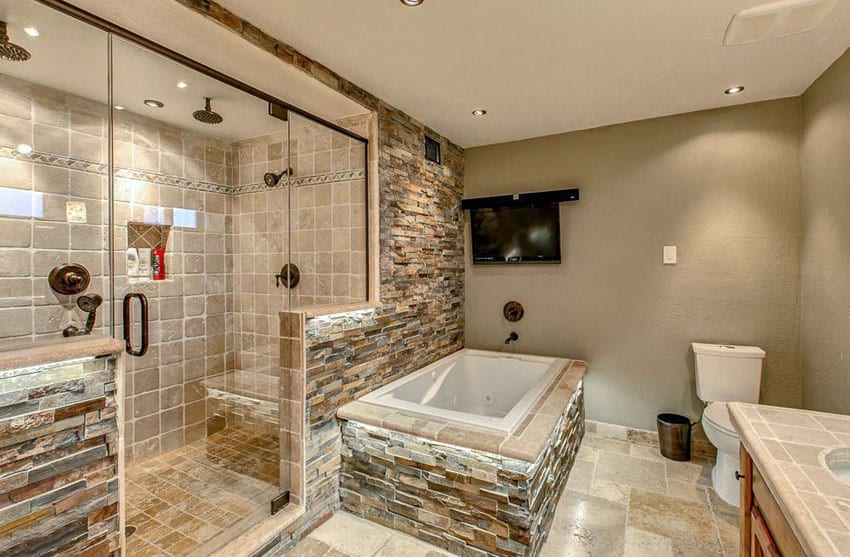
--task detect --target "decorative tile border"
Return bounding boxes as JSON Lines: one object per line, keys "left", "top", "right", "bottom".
{"left": 0, "top": 145, "right": 365, "bottom": 196}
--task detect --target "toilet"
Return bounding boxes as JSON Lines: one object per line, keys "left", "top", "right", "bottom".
{"left": 692, "top": 342, "right": 765, "bottom": 507}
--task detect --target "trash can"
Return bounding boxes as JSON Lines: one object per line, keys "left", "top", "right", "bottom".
{"left": 656, "top": 413, "right": 691, "bottom": 461}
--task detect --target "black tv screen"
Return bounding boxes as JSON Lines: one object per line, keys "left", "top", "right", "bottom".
{"left": 470, "top": 204, "right": 561, "bottom": 264}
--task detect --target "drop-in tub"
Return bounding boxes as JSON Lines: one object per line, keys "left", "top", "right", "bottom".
{"left": 359, "top": 348, "right": 567, "bottom": 434}
{"left": 338, "top": 348, "right": 587, "bottom": 556}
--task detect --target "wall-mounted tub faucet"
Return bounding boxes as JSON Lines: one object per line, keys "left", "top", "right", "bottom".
{"left": 505, "top": 332, "right": 519, "bottom": 345}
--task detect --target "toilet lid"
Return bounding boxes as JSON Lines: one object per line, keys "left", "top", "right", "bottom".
{"left": 703, "top": 402, "right": 736, "bottom": 435}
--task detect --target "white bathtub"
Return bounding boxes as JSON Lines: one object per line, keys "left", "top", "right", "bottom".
{"left": 359, "top": 349, "right": 567, "bottom": 434}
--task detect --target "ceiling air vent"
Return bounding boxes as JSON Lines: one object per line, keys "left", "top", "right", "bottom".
{"left": 724, "top": 0, "right": 838, "bottom": 46}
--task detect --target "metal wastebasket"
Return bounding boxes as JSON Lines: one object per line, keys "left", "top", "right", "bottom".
{"left": 656, "top": 413, "right": 691, "bottom": 461}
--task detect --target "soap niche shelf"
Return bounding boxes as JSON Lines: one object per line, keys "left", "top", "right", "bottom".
{"left": 127, "top": 222, "right": 171, "bottom": 282}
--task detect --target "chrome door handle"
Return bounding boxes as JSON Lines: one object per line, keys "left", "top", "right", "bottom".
{"left": 122, "top": 292, "right": 148, "bottom": 357}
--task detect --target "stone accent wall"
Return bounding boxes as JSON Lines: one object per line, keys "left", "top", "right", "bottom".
{"left": 339, "top": 384, "right": 584, "bottom": 556}
{"left": 0, "top": 354, "right": 121, "bottom": 555}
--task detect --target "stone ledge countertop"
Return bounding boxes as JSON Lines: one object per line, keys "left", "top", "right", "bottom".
{"left": 338, "top": 359, "right": 588, "bottom": 463}
{"left": 0, "top": 335, "right": 124, "bottom": 377}
{"left": 728, "top": 402, "right": 850, "bottom": 556}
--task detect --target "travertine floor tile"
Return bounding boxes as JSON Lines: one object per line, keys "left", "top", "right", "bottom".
{"left": 628, "top": 488, "right": 721, "bottom": 552}
{"left": 309, "top": 512, "right": 392, "bottom": 556}
{"left": 595, "top": 451, "right": 666, "bottom": 492}
{"left": 541, "top": 492, "right": 627, "bottom": 556}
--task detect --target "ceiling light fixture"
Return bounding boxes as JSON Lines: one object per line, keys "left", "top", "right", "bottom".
{"left": 725, "top": 86, "right": 745, "bottom": 95}
{"left": 114, "top": 105, "right": 125, "bottom": 111}
{"left": 15, "top": 143, "right": 33, "bottom": 154}
{"left": 177, "top": 81, "right": 188, "bottom": 89}
{"left": 143, "top": 99, "right": 164, "bottom": 108}
{"left": 472, "top": 109, "right": 487, "bottom": 116}
{"left": 400, "top": 0, "right": 424, "bottom": 6}
{"left": 23, "top": 27, "right": 39, "bottom": 37}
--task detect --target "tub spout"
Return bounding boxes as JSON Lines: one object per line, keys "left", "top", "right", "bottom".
{"left": 504, "top": 332, "right": 519, "bottom": 344}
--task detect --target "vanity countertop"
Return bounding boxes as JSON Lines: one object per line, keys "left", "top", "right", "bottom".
{"left": 728, "top": 402, "right": 850, "bottom": 556}
{"left": 0, "top": 335, "right": 124, "bottom": 376}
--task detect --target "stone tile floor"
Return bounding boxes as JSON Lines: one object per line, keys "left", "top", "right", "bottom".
{"left": 293, "top": 433, "right": 739, "bottom": 556}
{"left": 125, "top": 427, "right": 281, "bottom": 556}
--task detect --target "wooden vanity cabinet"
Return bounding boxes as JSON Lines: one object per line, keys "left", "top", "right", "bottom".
{"left": 740, "top": 446, "right": 806, "bottom": 557}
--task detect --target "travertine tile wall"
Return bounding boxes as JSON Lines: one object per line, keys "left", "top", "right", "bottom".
{"left": 111, "top": 108, "right": 235, "bottom": 464}
{"left": 230, "top": 118, "right": 367, "bottom": 311}
{"left": 0, "top": 74, "right": 110, "bottom": 347}
{"left": 0, "top": 74, "right": 236, "bottom": 464}
{"left": 0, "top": 72, "right": 371, "bottom": 470}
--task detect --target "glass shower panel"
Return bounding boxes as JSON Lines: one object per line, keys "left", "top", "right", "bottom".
{"left": 288, "top": 112, "right": 367, "bottom": 309}
{"left": 111, "top": 37, "right": 291, "bottom": 554}
{"left": 0, "top": 1, "right": 109, "bottom": 347}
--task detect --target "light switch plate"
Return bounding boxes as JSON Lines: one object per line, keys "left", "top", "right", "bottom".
{"left": 663, "top": 245, "right": 677, "bottom": 265}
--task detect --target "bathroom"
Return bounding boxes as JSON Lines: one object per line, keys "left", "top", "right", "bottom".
{"left": 0, "top": 0, "right": 848, "bottom": 556}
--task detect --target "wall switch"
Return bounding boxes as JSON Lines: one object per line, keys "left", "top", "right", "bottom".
{"left": 663, "top": 245, "right": 677, "bottom": 265}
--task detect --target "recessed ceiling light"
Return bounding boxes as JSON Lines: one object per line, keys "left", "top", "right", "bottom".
{"left": 114, "top": 105, "right": 125, "bottom": 111}
{"left": 23, "top": 27, "right": 39, "bottom": 37}
{"left": 177, "top": 81, "right": 188, "bottom": 89}
{"left": 400, "top": 0, "right": 423, "bottom": 5}
{"left": 725, "top": 86, "right": 745, "bottom": 95}
{"left": 15, "top": 143, "right": 33, "bottom": 154}
{"left": 143, "top": 99, "right": 164, "bottom": 108}
{"left": 472, "top": 109, "right": 487, "bottom": 117}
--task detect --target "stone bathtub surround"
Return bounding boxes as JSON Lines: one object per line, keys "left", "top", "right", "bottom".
{"left": 728, "top": 402, "right": 850, "bottom": 556}
{"left": 337, "top": 361, "right": 587, "bottom": 556}
{"left": 0, "top": 338, "right": 124, "bottom": 555}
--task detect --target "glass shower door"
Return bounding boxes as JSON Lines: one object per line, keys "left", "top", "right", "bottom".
{"left": 110, "top": 35, "right": 292, "bottom": 555}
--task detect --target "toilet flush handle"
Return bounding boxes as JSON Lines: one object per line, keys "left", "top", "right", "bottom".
{"left": 735, "top": 471, "right": 745, "bottom": 481}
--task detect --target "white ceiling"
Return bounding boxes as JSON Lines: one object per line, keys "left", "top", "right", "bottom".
{"left": 0, "top": 0, "right": 367, "bottom": 141}
{"left": 218, "top": 0, "right": 850, "bottom": 147}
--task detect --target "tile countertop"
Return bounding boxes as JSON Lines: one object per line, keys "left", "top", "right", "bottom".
{"left": 728, "top": 402, "right": 850, "bottom": 556}
{"left": 0, "top": 335, "right": 124, "bottom": 377}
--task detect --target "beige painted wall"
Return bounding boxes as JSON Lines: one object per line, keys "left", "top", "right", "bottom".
{"left": 464, "top": 99, "right": 802, "bottom": 430}
{"left": 801, "top": 48, "right": 850, "bottom": 415}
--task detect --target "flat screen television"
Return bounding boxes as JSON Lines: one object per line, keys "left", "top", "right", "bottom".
{"left": 470, "top": 204, "right": 561, "bottom": 264}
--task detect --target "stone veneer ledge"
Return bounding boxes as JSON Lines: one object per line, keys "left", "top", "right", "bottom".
{"left": 0, "top": 336, "right": 124, "bottom": 375}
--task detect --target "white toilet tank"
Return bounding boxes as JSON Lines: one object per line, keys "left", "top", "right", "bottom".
{"left": 692, "top": 343, "right": 765, "bottom": 403}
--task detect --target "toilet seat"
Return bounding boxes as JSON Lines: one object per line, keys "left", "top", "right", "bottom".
{"left": 703, "top": 402, "right": 736, "bottom": 436}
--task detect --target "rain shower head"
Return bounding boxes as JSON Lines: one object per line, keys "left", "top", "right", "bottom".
{"left": 193, "top": 97, "right": 223, "bottom": 125}
{"left": 0, "top": 22, "right": 32, "bottom": 62}
{"left": 264, "top": 168, "right": 291, "bottom": 187}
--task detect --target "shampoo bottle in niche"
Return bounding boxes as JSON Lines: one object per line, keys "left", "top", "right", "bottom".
{"left": 138, "top": 248, "right": 151, "bottom": 278}
{"left": 126, "top": 248, "right": 139, "bottom": 277}
{"left": 152, "top": 248, "right": 165, "bottom": 280}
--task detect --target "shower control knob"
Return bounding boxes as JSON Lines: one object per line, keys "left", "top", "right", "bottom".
{"left": 503, "top": 301, "right": 524, "bottom": 322}
{"left": 49, "top": 264, "right": 91, "bottom": 295}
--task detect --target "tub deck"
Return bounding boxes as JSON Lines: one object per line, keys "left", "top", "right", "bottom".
{"left": 338, "top": 358, "right": 587, "bottom": 463}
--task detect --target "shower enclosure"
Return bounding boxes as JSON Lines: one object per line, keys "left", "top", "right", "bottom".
{"left": 0, "top": 1, "right": 368, "bottom": 554}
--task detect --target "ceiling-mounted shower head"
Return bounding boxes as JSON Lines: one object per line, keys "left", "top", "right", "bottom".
{"left": 263, "top": 168, "right": 292, "bottom": 187}
{"left": 0, "top": 22, "right": 32, "bottom": 62}
{"left": 193, "top": 97, "right": 223, "bottom": 125}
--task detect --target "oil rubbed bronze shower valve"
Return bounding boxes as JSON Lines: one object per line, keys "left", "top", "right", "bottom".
{"left": 503, "top": 301, "right": 524, "bottom": 322}
{"left": 48, "top": 264, "right": 91, "bottom": 295}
